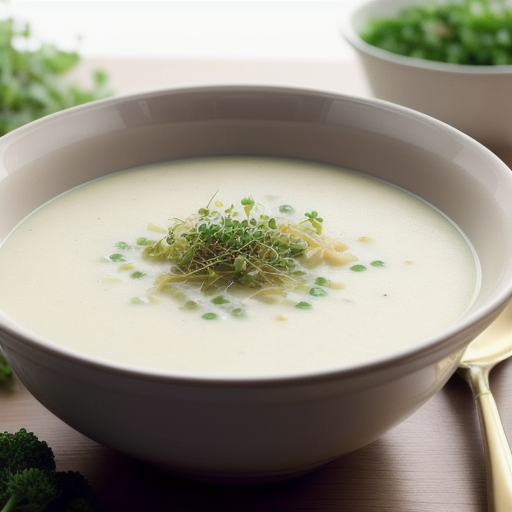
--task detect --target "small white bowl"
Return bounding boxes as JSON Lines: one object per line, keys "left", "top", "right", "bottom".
{"left": 1, "top": 86, "right": 512, "bottom": 483}
{"left": 342, "top": 0, "right": 512, "bottom": 155}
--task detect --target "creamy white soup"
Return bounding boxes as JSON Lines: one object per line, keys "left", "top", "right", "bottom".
{"left": 0, "top": 157, "right": 479, "bottom": 377}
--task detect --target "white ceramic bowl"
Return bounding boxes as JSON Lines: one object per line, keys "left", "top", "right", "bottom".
{"left": 1, "top": 86, "right": 512, "bottom": 483}
{"left": 342, "top": 0, "right": 512, "bottom": 156}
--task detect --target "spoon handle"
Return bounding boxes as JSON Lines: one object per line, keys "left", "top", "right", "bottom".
{"left": 463, "top": 365, "right": 512, "bottom": 512}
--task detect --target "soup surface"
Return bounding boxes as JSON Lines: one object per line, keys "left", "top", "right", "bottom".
{"left": 0, "top": 157, "right": 479, "bottom": 377}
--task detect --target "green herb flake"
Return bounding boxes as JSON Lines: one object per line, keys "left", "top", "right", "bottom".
{"left": 231, "top": 307, "right": 245, "bottom": 318}
{"left": 295, "top": 301, "right": 313, "bottom": 310}
{"left": 202, "top": 312, "right": 219, "bottom": 320}
{"left": 212, "top": 295, "right": 230, "bottom": 305}
{"left": 136, "top": 237, "right": 156, "bottom": 246}
{"left": 108, "top": 253, "right": 126, "bottom": 262}
{"left": 130, "top": 271, "right": 146, "bottom": 279}
{"left": 315, "top": 277, "right": 330, "bottom": 286}
{"left": 130, "top": 297, "right": 147, "bottom": 305}
{"left": 309, "top": 287, "right": 328, "bottom": 297}
{"left": 115, "top": 241, "right": 131, "bottom": 250}
{"left": 370, "top": 260, "right": 385, "bottom": 267}
{"left": 350, "top": 264, "right": 367, "bottom": 272}
{"left": 279, "top": 204, "right": 295, "bottom": 214}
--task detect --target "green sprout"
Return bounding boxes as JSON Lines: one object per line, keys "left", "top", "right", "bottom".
{"left": 300, "top": 211, "right": 324, "bottom": 235}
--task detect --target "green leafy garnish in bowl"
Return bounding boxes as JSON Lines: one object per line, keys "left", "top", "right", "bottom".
{"left": 360, "top": 0, "right": 512, "bottom": 65}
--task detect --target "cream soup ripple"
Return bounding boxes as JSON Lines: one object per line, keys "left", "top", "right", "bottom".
{"left": 0, "top": 157, "right": 479, "bottom": 378}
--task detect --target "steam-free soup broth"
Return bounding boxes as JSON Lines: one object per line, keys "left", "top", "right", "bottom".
{"left": 0, "top": 157, "right": 479, "bottom": 377}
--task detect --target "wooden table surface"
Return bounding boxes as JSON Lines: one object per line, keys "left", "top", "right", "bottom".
{"left": 2, "top": 58, "right": 512, "bottom": 512}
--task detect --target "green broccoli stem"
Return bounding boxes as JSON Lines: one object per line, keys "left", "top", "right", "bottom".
{"left": 1, "top": 494, "right": 21, "bottom": 512}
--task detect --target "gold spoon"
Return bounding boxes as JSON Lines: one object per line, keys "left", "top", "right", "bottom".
{"left": 458, "top": 299, "right": 512, "bottom": 512}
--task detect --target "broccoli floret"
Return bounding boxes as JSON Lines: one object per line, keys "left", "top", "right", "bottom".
{"left": 0, "top": 429, "right": 56, "bottom": 474}
{"left": 0, "top": 430, "right": 99, "bottom": 512}
{"left": 0, "top": 468, "right": 59, "bottom": 512}
{"left": 0, "top": 347, "right": 13, "bottom": 385}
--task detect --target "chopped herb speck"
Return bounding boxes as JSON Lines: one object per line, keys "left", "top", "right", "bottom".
{"left": 202, "top": 312, "right": 219, "bottom": 320}
{"left": 295, "top": 301, "right": 313, "bottom": 310}
{"left": 109, "top": 253, "right": 126, "bottom": 262}
{"left": 350, "top": 264, "right": 367, "bottom": 272}
{"left": 136, "top": 237, "right": 156, "bottom": 246}
{"left": 279, "top": 204, "right": 295, "bottom": 214}
{"left": 212, "top": 295, "right": 230, "bottom": 305}
{"left": 309, "top": 287, "right": 328, "bottom": 297}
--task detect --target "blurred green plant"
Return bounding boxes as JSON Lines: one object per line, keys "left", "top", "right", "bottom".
{"left": 0, "top": 346, "right": 13, "bottom": 385}
{"left": 0, "top": 13, "right": 111, "bottom": 136}
{"left": 360, "top": 0, "right": 512, "bottom": 65}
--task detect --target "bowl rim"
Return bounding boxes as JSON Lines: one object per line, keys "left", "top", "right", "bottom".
{"left": 1, "top": 84, "right": 512, "bottom": 387}
{"left": 341, "top": 0, "right": 512, "bottom": 75}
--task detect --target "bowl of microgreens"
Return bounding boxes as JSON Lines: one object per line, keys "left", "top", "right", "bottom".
{"left": 1, "top": 85, "right": 512, "bottom": 484}
{"left": 342, "top": 0, "right": 512, "bottom": 156}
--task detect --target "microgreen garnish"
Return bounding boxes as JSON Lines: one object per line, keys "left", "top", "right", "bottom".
{"left": 300, "top": 211, "right": 324, "bottom": 235}
{"left": 143, "top": 197, "right": 332, "bottom": 291}
{"left": 106, "top": 195, "right": 386, "bottom": 321}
